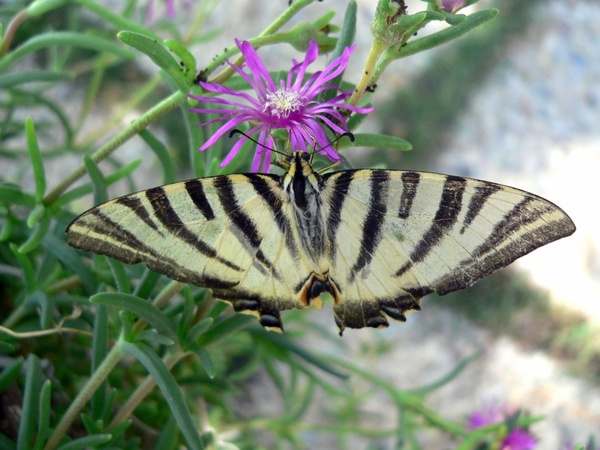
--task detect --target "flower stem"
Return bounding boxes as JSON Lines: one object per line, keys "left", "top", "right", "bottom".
{"left": 44, "top": 90, "right": 185, "bottom": 205}
{"left": 347, "top": 38, "right": 388, "bottom": 107}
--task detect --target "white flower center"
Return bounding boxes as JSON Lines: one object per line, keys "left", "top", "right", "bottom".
{"left": 264, "top": 89, "right": 303, "bottom": 118}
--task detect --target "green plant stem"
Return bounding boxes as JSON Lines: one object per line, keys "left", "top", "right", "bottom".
{"left": 43, "top": 90, "right": 185, "bottom": 205}
{"left": 347, "top": 38, "right": 388, "bottom": 107}
{"left": 0, "top": 9, "right": 28, "bottom": 56}
{"left": 42, "top": 342, "right": 125, "bottom": 450}
{"left": 327, "top": 355, "right": 467, "bottom": 437}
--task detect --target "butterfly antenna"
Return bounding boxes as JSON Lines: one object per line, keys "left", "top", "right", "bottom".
{"left": 228, "top": 129, "right": 287, "bottom": 158}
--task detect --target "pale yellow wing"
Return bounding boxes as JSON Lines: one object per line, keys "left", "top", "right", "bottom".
{"left": 67, "top": 173, "right": 314, "bottom": 331}
{"left": 321, "top": 169, "right": 576, "bottom": 333}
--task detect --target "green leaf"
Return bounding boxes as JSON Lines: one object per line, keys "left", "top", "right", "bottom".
{"left": 26, "top": 203, "right": 46, "bottom": 228}
{"left": 260, "top": 331, "right": 349, "bottom": 379}
{"left": 0, "top": 71, "right": 74, "bottom": 89}
{"left": 91, "top": 292, "right": 178, "bottom": 343}
{"left": 137, "top": 330, "right": 174, "bottom": 347}
{"left": 165, "top": 39, "right": 197, "bottom": 84}
{"left": 400, "top": 9, "right": 499, "bottom": 59}
{"left": 118, "top": 31, "right": 188, "bottom": 92}
{"left": 338, "top": 133, "right": 412, "bottom": 151}
{"left": 122, "top": 342, "right": 204, "bottom": 450}
{"left": 42, "top": 232, "right": 96, "bottom": 292}
{"left": 55, "top": 158, "right": 143, "bottom": 208}
{"left": 0, "top": 185, "right": 35, "bottom": 207}
{"left": 182, "top": 317, "right": 214, "bottom": 348}
{"left": 33, "top": 380, "right": 52, "bottom": 450}
{"left": 107, "top": 258, "right": 131, "bottom": 294}
{"left": 55, "top": 434, "right": 112, "bottom": 450}
{"left": 0, "top": 32, "right": 134, "bottom": 70}
{"left": 19, "top": 215, "right": 51, "bottom": 254}
{"left": 196, "top": 314, "right": 254, "bottom": 347}
{"left": 83, "top": 156, "right": 107, "bottom": 206}
{"left": 195, "top": 347, "right": 215, "bottom": 379}
{"left": 318, "top": 0, "right": 356, "bottom": 103}
{"left": 17, "top": 354, "right": 41, "bottom": 450}
{"left": 25, "top": 118, "right": 46, "bottom": 201}
{"left": 9, "top": 243, "right": 35, "bottom": 293}
{"left": 139, "top": 129, "right": 176, "bottom": 185}
{"left": 26, "top": 0, "right": 69, "bottom": 16}
{"left": 0, "top": 357, "right": 23, "bottom": 391}
{"left": 91, "top": 304, "right": 108, "bottom": 421}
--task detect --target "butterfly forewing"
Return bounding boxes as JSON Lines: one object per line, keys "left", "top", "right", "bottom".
{"left": 67, "top": 153, "right": 576, "bottom": 334}
{"left": 320, "top": 169, "right": 575, "bottom": 331}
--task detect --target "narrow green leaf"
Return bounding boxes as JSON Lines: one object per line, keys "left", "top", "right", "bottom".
{"left": 26, "top": 203, "right": 46, "bottom": 228}
{"left": 118, "top": 31, "right": 188, "bottom": 92}
{"left": 0, "top": 357, "right": 23, "bottom": 391}
{"left": 0, "top": 184, "right": 35, "bottom": 207}
{"left": 42, "top": 232, "right": 96, "bottom": 292}
{"left": 55, "top": 158, "right": 143, "bottom": 208}
{"left": 196, "top": 347, "right": 215, "bottom": 379}
{"left": 196, "top": 314, "right": 254, "bottom": 347}
{"left": 0, "top": 71, "right": 73, "bottom": 89}
{"left": 261, "top": 331, "right": 349, "bottom": 379}
{"left": 0, "top": 32, "right": 134, "bottom": 70}
{"left": 107, "top": 258, "right": 131, "bottom": 294}
{"left": 91, "top": 292, "right": 178, "bottom": 342}
{"left": 400, "top": 9, "right": 499, "bottom": 59}
{"left": 122, "top": 342, "right": 204, "bottom": 450}
{"left": 17, "top": 354, "right": 41, "bottom": 450}
{"left": 338, "top": 133, "right": 412, "bottom": 151}
{"left": 318, "top": 0, "right": 356, "bottom": 103}
{"left": 410, "top": 353, "right": 479, "bottom": 394}
{"left": 9, "top": 243, "right": 35, "bottom": 293}
{"left": 55, "top": 434, "right": 112, "bottom": 450}
{"left": 33, "top": 380, "right": 52, "bottom": 450}
{"left": 91, "top": 304, "right": 108, "bottom": 421}
{"left": 153, "top": 415, "right": 178, "bottom": 450}
{"left": 19, "top": 215, "right": 51, "bottom": 254}
{"left": 182, "top": 317, "right": 214, "bottom": 348}
{"left": 25, "top": 118, "right": 46, "bottom": 201}
{"left": 0, "top": 206, "right": 12, "bottom": 241}
{"left": 26, "top": 0, "right": 69, "bottom": 16}
{"left": 83, "top": 156, "right": 107, "bottom": 206}
{"left": 165, "top": 39, "right": 196, "bottom": 83}
{"left": 137, "top": 330, "right": 174, "bottom": 347}
{"left": 139, "top": 129, "right": 176, "bottom": 185}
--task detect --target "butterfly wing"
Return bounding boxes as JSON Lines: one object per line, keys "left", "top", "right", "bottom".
{"left": 320, "top": 169, "right": 576, "bottom": 333}
{"left": 67, "top": 173, "right": 314, "bottom": 331}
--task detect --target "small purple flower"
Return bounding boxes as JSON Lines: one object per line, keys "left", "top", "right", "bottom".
{"left": 146, "top": 0, "right": 177, "bottom": 21}
{"left": 189, "top": 39, "right": 373, "bottom": 172}
{"left": 438, "top": 0, "right": 466, "bottom": 14}
{"left": 468, "top": 404, "right": 537, "bottom": 450}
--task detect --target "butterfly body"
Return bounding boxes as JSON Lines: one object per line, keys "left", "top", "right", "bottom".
{"left": 67, "top": 152, "right": 575, "bottom": 334}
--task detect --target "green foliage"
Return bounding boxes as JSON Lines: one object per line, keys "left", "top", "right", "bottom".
{"left": 0, "top": 0, "right": 559, "bottom": 449}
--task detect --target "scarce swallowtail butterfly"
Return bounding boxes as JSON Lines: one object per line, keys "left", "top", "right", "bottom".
{"left": 67, "top": 152, "right": 575, "bottom": 334}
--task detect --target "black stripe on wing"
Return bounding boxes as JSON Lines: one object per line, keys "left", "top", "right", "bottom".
{"left": 398, "top": 171, "right": 420, "bottom": 219}
{"left": 395, "top": 175, "right": 467, "bottom": 277}
{"left": 324, "top": 170, "right": 354, "bottom": 261}
{"left": 145, "top": 186, "right": 242, "bottom": 272}
{"left": 349, "top": 171, "right": 390, "bottom": 282}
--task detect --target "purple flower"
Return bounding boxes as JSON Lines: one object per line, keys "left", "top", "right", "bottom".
{"left": 189, "top": 39, "right": 373, "bottom": 172}
{"left": 468, "top": 404, "right": 537, "bottom": 450}
{"left": 438, "top": 0, "right": 466, "bottom": 13}
{"left": 146, "top": 0, "right": 177, "bottom": 21}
